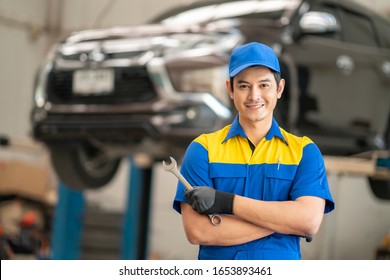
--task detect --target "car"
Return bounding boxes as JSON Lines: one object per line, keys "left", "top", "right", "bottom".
{"left": 30, "top": 0, "right": 390, "bottom": 191}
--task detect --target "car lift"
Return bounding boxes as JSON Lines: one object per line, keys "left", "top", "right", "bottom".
{"left": 323, "top": 150, "right": 390, "bottom": 179}
{"left": 49, "top": 151, "right": 390, "bottom": 260}
{"left": 50, "top": 157, "right": 153, "bottom": 260}
{"left": 323, "top": 150, "right": 390, "bottom": 199}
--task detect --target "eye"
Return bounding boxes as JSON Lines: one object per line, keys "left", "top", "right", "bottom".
{"left": 238, "top": 83, "right": 250, "bottom": 89}
{"left": 259, "top": 83, "right": 270, "bottom": 88}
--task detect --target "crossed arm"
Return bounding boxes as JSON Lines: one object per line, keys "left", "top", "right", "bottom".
{"left": 180, "top": 195, "right": 325, "bottom": 246}
{"left": 181, "top": 203, "right": 273, "bottom": 246}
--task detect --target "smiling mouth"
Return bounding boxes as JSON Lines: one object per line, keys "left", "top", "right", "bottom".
{"left": 246, "top": 103, "right": 264, "bottom": 109}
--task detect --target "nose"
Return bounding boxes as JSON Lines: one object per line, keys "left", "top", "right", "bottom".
{"left": 248, "top": 87, "right": 261, "bottom": 101}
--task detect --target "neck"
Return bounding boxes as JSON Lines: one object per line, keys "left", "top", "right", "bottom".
{"left": 239, "top": 116, "right": 273, "bottom": 146}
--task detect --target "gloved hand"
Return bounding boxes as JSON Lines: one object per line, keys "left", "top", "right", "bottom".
{"left": 185, "top": 187, "right": 235, "bottom": 215}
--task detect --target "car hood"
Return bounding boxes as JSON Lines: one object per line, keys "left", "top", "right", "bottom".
{"left": 56, "top": 21, "right": 244, "bottom": 62}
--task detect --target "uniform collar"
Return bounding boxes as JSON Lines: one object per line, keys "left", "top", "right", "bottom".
{"left": 222, "top": 115, "right": 288, "bottom": 145}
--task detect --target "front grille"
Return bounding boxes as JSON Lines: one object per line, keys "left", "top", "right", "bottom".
{"left": 46, "top": 66, "right": 157, "bottom": 104}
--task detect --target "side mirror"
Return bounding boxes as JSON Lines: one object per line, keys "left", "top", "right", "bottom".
{"left": 299, "top": 11, "right": 340, "bottom": 34}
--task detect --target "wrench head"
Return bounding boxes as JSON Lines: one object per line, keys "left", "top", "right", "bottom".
{"left": 162, "top": 156, "right": 177, "bottom": 171}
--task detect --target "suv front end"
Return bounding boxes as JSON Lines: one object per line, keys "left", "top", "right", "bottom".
{"left": 31, "top": 23, "right": 241, "bottom": 189}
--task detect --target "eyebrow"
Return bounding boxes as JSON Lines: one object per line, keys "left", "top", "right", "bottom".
{"left": 237, "top": 78, "right": 272, "bottom": 84}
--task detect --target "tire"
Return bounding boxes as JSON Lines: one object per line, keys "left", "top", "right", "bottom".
{"left": 48, "top": 142, "right": 121, "bottom": 190}
{"left": 368, "top": 114, "right": 390, "bottom": 200}
{"left": 368, "top": 178, "right": 390, "bottom": 200}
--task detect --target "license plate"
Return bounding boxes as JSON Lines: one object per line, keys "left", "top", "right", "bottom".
{"left": 73, "top": 69, "right": 114, "bottom": 95}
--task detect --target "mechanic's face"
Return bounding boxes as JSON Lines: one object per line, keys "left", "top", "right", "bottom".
{"left": 227, "top": 66, "right": 284, "bottom": 126}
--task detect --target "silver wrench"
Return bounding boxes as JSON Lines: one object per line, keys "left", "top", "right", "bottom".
{"left": 162, "top": 156, "right": 222, "bottom": 226}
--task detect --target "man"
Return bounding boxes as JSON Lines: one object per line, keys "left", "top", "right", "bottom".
{"left": 172, "top": 42, "right": 335, "bottom": 260}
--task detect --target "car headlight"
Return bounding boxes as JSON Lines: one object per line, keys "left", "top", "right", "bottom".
{"left": 33, "top": 44, "right": 58, "bottom": 108}
{"left": 165, "top": 58, "right": 231, "bottom": 108}
{"left": 34, "top": 61, "right": 53, "bottom": 108}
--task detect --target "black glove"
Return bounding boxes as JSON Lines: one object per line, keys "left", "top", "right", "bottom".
{"left": 185, "top": 187, "right": 235, "bottom": 215}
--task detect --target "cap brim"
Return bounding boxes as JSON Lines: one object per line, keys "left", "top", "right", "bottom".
{"left": 229, "top": 62, "right": 279, "bottom": 77}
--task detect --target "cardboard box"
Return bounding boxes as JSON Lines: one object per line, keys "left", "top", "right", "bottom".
{"left": 0, "top": 137, "right": 57, "bottom": 205}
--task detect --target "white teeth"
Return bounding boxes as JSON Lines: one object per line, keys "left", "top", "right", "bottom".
{"left": 247, "top": 104, "right": 263, "bottom": 108}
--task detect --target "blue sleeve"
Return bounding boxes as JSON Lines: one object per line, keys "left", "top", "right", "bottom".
{"left": 172, "top": 141, "right": 212, "bottom": 214}
{"left": 290, "top": 143, "right": 335, "bottom": 214}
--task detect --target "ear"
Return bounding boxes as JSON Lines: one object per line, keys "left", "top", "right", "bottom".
{"left": 226, "top": 79, "right": 234, "bottom": 99}
{"left": 277, "top": 78, "right": 285, "bottom": 99}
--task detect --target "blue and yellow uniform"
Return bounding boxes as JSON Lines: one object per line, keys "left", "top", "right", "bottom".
{"left": 173, "top": 115, "right": 335, "bottom": 260}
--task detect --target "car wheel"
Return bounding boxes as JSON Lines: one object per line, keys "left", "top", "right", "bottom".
{"left": 368, "top": 115, "right": 390, "bottom": 200}
{"left": 368, "top": 178, "right": 390, "bottom": 200}
{"left": 48, "top": 142, "right": 121, "bottom": 190}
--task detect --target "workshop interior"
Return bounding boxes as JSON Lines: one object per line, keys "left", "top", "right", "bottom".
{"left": 0, "top": 0, "right": 389, "bottom": 260}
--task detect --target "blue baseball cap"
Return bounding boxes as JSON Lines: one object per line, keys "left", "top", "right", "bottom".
{"left": 229, "top": 42, "right": 280, "bottom": 77}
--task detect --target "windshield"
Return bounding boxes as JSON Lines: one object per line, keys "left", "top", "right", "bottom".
{"left": 155, "top": 0, "right": 301, "bottom": 26}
